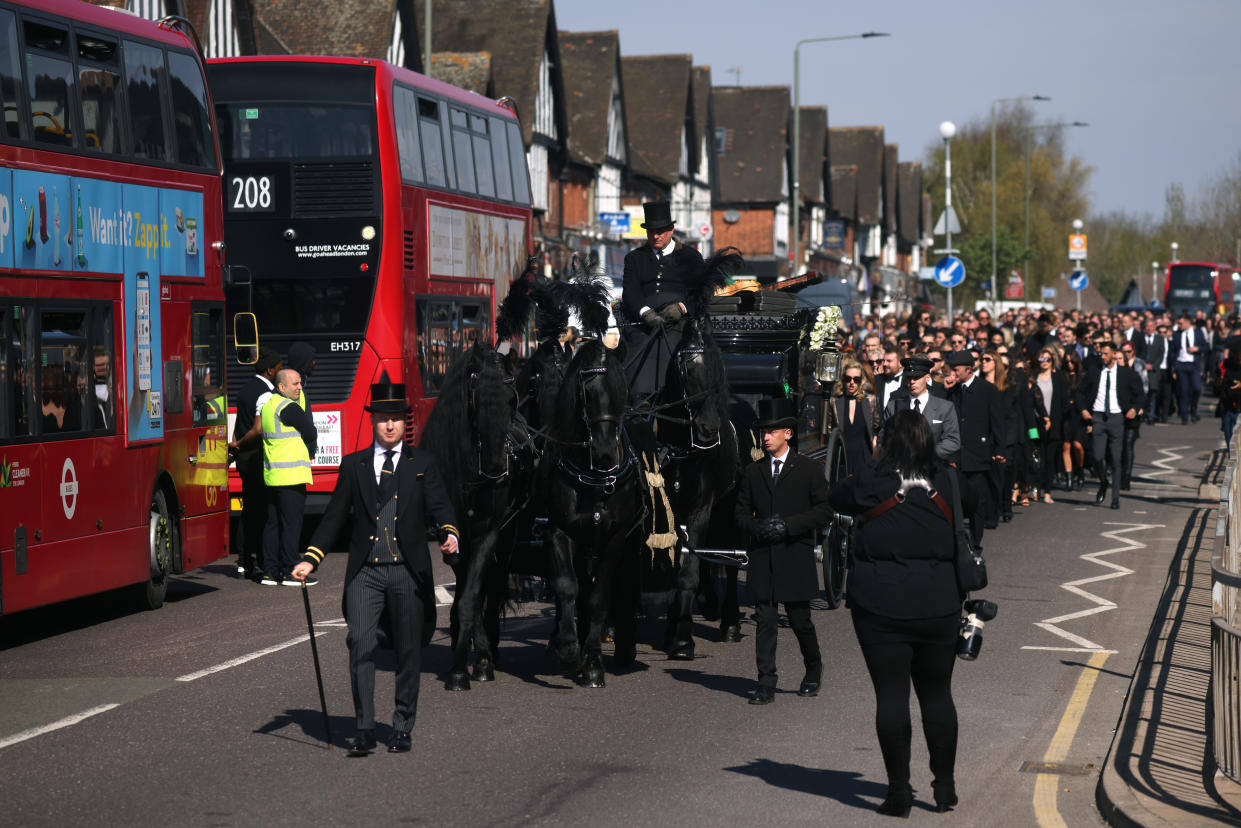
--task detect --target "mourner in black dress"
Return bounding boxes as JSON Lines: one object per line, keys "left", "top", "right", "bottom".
{"left": 620, "top": 200, "right": 705, "bottom": 402}
{"left": 292, "top": 383, "right": 459, "bottom": 756}
{"left": 734, "top": 399, "right": 832, "bottom": 705}
{"left": 830, "top": 410, "right": 973, "bottom": 817}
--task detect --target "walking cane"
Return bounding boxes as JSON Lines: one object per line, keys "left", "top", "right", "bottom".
{"left": 301, "top": 581, "right": 332, "bottom": 749}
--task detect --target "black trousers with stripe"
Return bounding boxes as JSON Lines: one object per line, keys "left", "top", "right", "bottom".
{"left": 345, "top": 563, "right": 424, "bottom": 732}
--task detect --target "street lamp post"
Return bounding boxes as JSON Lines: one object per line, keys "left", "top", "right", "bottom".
{"left": 1072, "top": 218, "right": 1084, "bottom": 312}
{"left": 991, "top": 94, "right": 1049, "bottom": 307}
{"left": 1171, "top": 242, "right": 1179, "bottom": 263}
{"left": 940, "top": 120, "right": 956, "bottom": 318}
{"left": 1152, "top": 261, "right": 1160, "bottom": 307}
{"left": 1024, "top": 121, "right": 1087, "bottom": 303}
{"left": 792, "top": 32, "right": 889, "bottom": 276}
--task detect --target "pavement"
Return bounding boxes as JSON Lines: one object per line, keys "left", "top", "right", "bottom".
{"left": 1097, "top": 437, "right": 1241, "bottom": 826}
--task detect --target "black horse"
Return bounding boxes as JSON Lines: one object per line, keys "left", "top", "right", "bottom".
{"left": 543, "top": 336, "right": 643, "bottom": 687}
{"left": 421, "top": 276, "right": 537, "bottom": 691}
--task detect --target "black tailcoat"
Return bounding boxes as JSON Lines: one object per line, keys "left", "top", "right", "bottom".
{"left": 620, "top": 242, "right": 705, "bottom": 320}
{"left": 303, "top": 444, "right": 458, "bottom": 644}
{"left": 949, "top": 376, "right": 1004, "bottom": 472}
{"left": 735, "top": 452, "right": 832, "bottom": 603}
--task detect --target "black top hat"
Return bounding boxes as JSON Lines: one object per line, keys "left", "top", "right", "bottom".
{"left": 365, "top": 382, "right": 412, "bottom": 414}
{"left": 755, "top": 398, "right": 798, "bottom": 430}
{"left": 640, "top": 200, "right": 675, "bottom": 230}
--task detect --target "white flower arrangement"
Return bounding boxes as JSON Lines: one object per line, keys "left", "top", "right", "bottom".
{"left": 809, "top": 305, "right": 843, "bottom": 350}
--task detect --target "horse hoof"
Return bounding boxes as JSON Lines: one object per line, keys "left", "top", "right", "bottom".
{"left": 445, "top": 672, "right": 471, "bottom": 691}
{"left": 667, "top": 642, "right": 695, "bottom": 661}
{"left": 471, "top": 660, "right": 495, "bottom": 682}
{"left": 720, "top": 625, "right": 742, "bottom": 643}
{"left": 578, "top": 658, "right": 606, "bottom": 688}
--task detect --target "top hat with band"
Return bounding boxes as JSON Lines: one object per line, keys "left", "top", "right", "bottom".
{"left": 640, "top": 200, "right": 675, "bottom": 230}
{"left": 365, "top": 382, "right": 412, "bottom": 414}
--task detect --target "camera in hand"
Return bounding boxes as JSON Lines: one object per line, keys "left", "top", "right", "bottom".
{"left": 957, "top": 599, "right": 999, "bottom": 661}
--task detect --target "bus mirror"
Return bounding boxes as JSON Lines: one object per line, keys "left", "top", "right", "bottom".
{"left": 233, "top": 312, "right": 259, "bottom": 365}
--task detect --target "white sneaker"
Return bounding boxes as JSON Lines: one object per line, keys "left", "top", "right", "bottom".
{"left": 260, "top": 574, "right": 281, "bottom": 586}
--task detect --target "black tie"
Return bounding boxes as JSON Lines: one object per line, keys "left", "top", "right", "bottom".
{"left": 772, "top": 459, "right": 782, "bottom": 483}
{"left": 1103, "top": 370, "right": 1112, "bottom": 420}
{"left": 913, "top": 398, "right": 921, "bottom": 413}
{"left": 379, "top": 449, "right": 396, "bottom": 505}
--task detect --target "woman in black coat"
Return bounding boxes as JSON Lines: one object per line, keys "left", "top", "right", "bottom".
{"left": 829, "top": 410, "right": 972, "bottom": 817}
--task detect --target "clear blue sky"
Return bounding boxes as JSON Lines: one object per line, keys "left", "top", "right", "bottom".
{"left": 556, "top": 0, "right": 1241, "bottom": 220}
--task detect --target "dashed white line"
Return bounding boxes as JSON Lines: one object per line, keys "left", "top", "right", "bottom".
{"left": 175, "top": 632, "right": 327, "bottom": 682}
{"left": 0, "top": 704, "right": 120, "bottom": 751}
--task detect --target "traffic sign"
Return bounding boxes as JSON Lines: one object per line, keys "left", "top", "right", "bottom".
{"left": 1069, "top": 270, "right": 1088, "bottom": 291}
{"left": 598, "top": 211, "right": 629, "bottom": 234}
{"left": 697, "top": 222, "right": 713, "bottom": 241}
{"left": 934, "top": 256, "right": 965, "bottom": 288}
{"left": 933, "top": 206, "right": 961, "bottom": 236}
{"left": 1005, "top": 269, "right": 1024, "bottom": 300}
{"left": 1068, "top": 233, "right": 1087, "bottom": 261}
{"left": 1042, "top": 286, "right": 1058, "bottom": 299}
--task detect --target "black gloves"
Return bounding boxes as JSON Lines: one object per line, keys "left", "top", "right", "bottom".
{"left": 754, "top": 516, "right": 787, "bottom": 544}
{"left": 659, "top": 303, "right": 685, "bottom": 322}
{"left": 641, "top": 308, "right": 663, "bottom": 329}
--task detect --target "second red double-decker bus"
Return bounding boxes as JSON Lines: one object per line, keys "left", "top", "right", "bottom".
{"left": 1164, "top": 261, "right": 1235, "bottom": 317}
{"left": 207, "top": 56, "right": 532, "bottom": 512}
{"left": 1, "top": 0, "right": 229, "bottom": 614}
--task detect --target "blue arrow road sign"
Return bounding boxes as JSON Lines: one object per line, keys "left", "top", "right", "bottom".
{"left": 1069, "top": 270, "right": 1088, "bottom": 291}
{"left": 934, "top": 256, "right": 966, "bottom": 288}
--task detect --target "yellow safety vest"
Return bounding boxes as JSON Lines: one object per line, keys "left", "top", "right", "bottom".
{"left": 261, "top": 393, "right": 312, "bottom": 486}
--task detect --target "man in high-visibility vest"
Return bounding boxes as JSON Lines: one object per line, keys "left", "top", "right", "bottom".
{"left": 260, "top": 368, "right": 317, "bottom": 586}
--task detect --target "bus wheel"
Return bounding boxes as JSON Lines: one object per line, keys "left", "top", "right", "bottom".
{"left": 136, "top": 489, "right": 177, "bottom": 610}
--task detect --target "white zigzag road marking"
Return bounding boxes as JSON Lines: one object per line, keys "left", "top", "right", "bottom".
{"left": 1133, "top": 445, "right": 1192, "bottom": 488}
{"left": 1022, "top": 522, "right": 1165, "bottom": 653}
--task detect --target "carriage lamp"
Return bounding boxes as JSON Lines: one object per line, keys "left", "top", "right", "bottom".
{"left": 810, "top": 305, "right": 844, "bottom": 383}
{"left": 814, "top": 347, "right": 843, "bottom": 384}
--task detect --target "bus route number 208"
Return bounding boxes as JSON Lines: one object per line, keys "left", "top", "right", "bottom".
{"left": 229, "top": 175, "right": 275, "bottom": 213}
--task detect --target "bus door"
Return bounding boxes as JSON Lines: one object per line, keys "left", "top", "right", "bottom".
{"left": 0, "top": 302, "right": 41, "bottom": 612}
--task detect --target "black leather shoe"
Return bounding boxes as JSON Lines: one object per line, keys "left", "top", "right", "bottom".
{"left": 876, "top": 786, "right": 913, "bottom": 818}
{"left": 347, "top": 730, "right": 376, "bottom": 757}
{"left": 748, "top": 686, "right": 775, "bottom": 705}
{"left": 386, "top": 731, "right": 411, "bottom": 753}
{"left": 1111, "top": 498, "right": 1120, "bottom": 510}
{"left": 667, "top": 641, "right": 695, "bottom": 661}
{"left": 720, "top": 624, "right": 742, "bottom": 643}
{"left": 1095, "top": 482, "right": 1108, "bottom": 505}
{"left": 797, "top": 677, "right": 820, "bottom": 697}
{"left": 933, "top": 780, "right": 958, "bottom": 812}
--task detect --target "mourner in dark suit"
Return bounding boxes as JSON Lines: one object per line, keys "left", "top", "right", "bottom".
{"left": 879, "top": 355, "right": 961, "bottom": 462}
{"left": 292, "top": 383, "right": 459, "bottom": 756}
{"left": 1139, "top": 318, "right": 1167, "bottom": 423}
{"left": 1077, "top": 342, "right": 1144, "bottom": 509}
{"left": 945, "top": 350, "right": 1004, "bottom": 547}
{"left": 230, "top": 346, "right": 282, "bottom": 579}
{"left": 829, "top": 411, "right": 972, "bottom": 817}
{"left": 1169, "top": 314, "right": 1209, "bottom": 423}
{"left": 620, "top": 200, "right": 705, "bottom": 402}
{"left": 873, "top": 344, "right": 905, "bottom": 420}
{"left": 735, "top": 398, "right": 832, "bottom": 705}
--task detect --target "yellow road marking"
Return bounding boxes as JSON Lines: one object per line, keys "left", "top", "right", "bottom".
{"left": 1033, "top": 650, "right": 1110, "bottom": 827}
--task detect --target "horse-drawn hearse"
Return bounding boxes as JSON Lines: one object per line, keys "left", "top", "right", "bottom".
{"left": 419, "top": 251, "right": 853, "bottom": 690}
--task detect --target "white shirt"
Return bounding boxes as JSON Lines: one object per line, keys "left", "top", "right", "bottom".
{"left": 1092, "top": 365, "right": 1120, "bottom": 414}
{"left": 1177, "top": 329, "right": 1195, "bottom": 363}
{"left": 253, "top": 373, "right": 275, "bottom": 416}
{"left": 884, "top": 372, "right": 903, "bottom": 400}
{"left": 770, "top": 446, "right": 790, "bottom": 478}
{"left": 961, "top": 375, "right": 976, "bottom": 390}
{"left": 1159, "top": 336, "right": 1170, "bottom": 370}
{"left": 372, "top": 442, "right": 402, "bottom": 484}
{"left": 910, "top": 390, "right": 930, "bottom": 411}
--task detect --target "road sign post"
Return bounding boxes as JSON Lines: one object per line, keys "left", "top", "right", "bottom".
{"left": 1069, "top": 269, "right": 1088, "bottom": 311}
{"left": 934, "top": 255, "right": 966, "bottom": 318}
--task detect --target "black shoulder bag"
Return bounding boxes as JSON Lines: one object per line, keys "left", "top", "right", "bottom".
{"left": 945, "top": 471, "right": 988, "bottom": 593}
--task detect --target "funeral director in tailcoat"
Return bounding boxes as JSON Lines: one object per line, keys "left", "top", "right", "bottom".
{"left": 292, "top": 382, "right": 458, "bottom": 756}
{"left": 620, "top": 200, "right": 705, "bottom": 399}
{"left": 735, "top": 398, "right": 833, "bottom": 705}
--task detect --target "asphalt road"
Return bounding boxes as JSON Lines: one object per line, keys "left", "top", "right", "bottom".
{"left": 0, "top": 415, "right": 1224, "bottom": 827}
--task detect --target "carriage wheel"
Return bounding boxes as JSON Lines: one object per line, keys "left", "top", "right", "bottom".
{"left": 821, "top": 430, "right": 850, "bottom": 609}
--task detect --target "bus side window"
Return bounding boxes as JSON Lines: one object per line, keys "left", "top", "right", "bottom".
{"left": 417, "top": 96, "right": 446, "bottom": 187}
{"left": 90, "top": 306, "right": 114, "bottom": 432}
{"left": 450, "top": 108, "right": 476, "bottom": 195}
{"left": 78, "top": 65, "right": 125, "bottom": 155}
{"left": 488, "top": 116, "right": 512, "bottom": 201}
{"left": 506, "top": 120, "right": 530, "bottom": 205}
{"left": 122, "top": 40, "right": 169, "bottom": 162}
{"left": 24, "top": 20, "right": 76, "bottom": 148}
{"left": 37, "top": 308, "right": 89, "bottom": 436}
{"left": 191, "top": 307, "right": 225, "bottom": 424}
{"left": 0, "top": 10, "right": 22, "bottom": 140}
{"left": 166, "top": 51, "right": 215, "bottom": 169}
{"left": 0, "top": 302, "right": 34, "bottom": 441}
{"left": 470, "top": 114, "right": 495, "bottom": 198}
{"left": 394, "top": 85, "right": 423, "bottom": 183}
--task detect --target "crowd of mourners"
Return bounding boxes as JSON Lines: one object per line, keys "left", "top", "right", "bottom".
{"left": 820, "top": 305, "right": 1241, "bottom": 523}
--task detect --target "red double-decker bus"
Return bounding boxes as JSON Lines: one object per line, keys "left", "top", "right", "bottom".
{"left": 1164, "top": 261, "right": 1235, "bottom": 317}
{"left": 0, "top": 0, "right": 230, "bottom": 614}
{"left": 207, "top": 56, "right": 532, "bottom": 512}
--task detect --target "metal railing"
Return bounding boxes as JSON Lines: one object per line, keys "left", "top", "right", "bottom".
{"left": 1212, "top": 429, "right": 1241, "bottom": 782}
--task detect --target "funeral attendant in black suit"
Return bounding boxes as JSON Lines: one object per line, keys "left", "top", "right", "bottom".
{"left": 945, "top": 350, "right": 1005, "bottom": 547}
{"left": 292, "top": 383, "right": 459, "bottom": 756}
{"left": 1076, "top": 342, "right": 1144, "bottom": 509}
{"left": 230, "top": 346, "right": 282, "bottom": 580}
{"left": 735, "top": 398, "right": 832, "bottom": 705}
{"left": 620, "top": 200, "right": 705, "bottom": 402}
